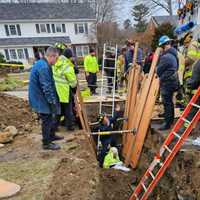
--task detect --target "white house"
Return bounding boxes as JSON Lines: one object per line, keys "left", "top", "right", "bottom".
{"left": 0, "top": 2, "right": 97, "bottom": 65}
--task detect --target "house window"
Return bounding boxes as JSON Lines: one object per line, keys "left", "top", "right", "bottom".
{"left": 78, "top": 24, "right": 84, "bottom": 33}
{"left": 40, "top": 24, "right": 47, "bottom": 33}
{"left": 17, "top": 49, "right": 25, "bottom": 59}
{"left": 74, "top": 23, "right": 88, "bottom": 34}
{"left": 56, "top": 24, "right": 62, "bottom": 32}
{"left": 9, "top": 25, "right": 17, "bottom": 35}
{"left": 76, "top": 46, "right": 89, "bottom": 57}
{"left": 10, "top": 49, "right": 17, "bottom": 60}
{"left": 4, "top": 24, "right": 21, "bottom": 36}
{"left": 4, "top": 49, "right": 28, "bottom": 61}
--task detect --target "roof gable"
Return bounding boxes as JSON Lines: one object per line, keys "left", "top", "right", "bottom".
{"left": 0, "top": 3, "right": 96, "bottom": 21}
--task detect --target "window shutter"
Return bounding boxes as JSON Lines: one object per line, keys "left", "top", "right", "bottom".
{"left": 62, "top": 24, "right": 66, "bottom": 33}
{"left": 24, "top": 48, "right": 29, "bottom": 59}
{"left": 46, "top": 24, "right": 51, "bottom": 33}
{"left": 51, "top": 24, "right": 55, "bottom": 33}
{"left": 4, "top": 25, "right": 9, "bottom": 36}
{"left": 74, "top": 23, "right": 78, "bottom": 34}
{"left": 4, "top": 49, "right": 10, "bottom": 60}
{"left": 84, "top": 23, "right": 88, "bottom": 34}
{"left": 16, "top": 24, "right": 21, "bottom": 36}
{"left": 35, "top": 24, "right": 40, "bottom": 33}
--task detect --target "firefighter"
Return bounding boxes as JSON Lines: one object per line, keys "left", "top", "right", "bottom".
{"left": 181, "top": 32, "right": 200, "bottom": 103}
{"left": 53, "top": 43, "right": 77, "bottom": 131}
{"left": 84, "top": 48, "right": 99, "bottom": 95}
{"left": 157, "top": 36, "right": 179, "bottom": 130}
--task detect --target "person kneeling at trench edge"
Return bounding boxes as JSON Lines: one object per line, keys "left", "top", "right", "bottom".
{"left": 29, "top": 47, "right": 64, "bottom": 150}
{"left": 94, "top": 105, "right": 122, "bottom": 167}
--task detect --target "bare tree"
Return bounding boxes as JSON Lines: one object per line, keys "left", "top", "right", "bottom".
{"left": 134, "top": 0, "right": 175, "bottom": 16}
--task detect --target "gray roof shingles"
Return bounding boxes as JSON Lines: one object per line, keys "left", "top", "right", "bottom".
{"left": 0, "top": 3, "right": 96, "bottom": 21}
{"left": 153, "top": 15, "right": 178, "bottom": 27}
{"left": 0, "top": 36, "right": 71, "bottom": 47}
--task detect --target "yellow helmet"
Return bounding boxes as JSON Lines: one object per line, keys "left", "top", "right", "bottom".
{"left": 54, "top": 42, "right": 66, "bottom": 50}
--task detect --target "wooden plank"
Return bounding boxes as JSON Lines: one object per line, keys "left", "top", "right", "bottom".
{"left": 122, "top": 42, "right": 139, "bottom": 148}
{"left": 122, "top": 65, "right": 141, "bottom": 156}
{"left": 130, "top": 75, "right": 160, "bottom": 168}
{"left": 124, "top": 48, "right": 161, "bottom": 166}
{"left": 123, "top": 73, "right": 148, "bottom": 157}
{"left": 76, "top": 81, "right": 97, "bottom": 155}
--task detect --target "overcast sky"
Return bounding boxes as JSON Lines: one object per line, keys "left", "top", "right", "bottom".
{"left": 116, "top": 0, "right": 174, "bottom": 26}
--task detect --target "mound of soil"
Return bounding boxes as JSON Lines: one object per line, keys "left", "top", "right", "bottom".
{"left": 0, "top": 93, "right": 37, "bottom": 134}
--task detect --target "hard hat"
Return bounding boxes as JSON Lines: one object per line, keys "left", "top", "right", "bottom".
{"left": 110, "top": 147, "right": 119, "bottom": 157}
{"left": 97, "top": 113, "right": 105, "bottom": 123}
{"left": 54, "top": 42, "right": 66, "bottom": 50}
{"left": 158, "top": 35, "right": 171, "bottom": 46}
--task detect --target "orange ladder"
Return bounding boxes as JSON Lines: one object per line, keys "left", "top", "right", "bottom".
{"left": 129, "top": 87, "right": 200, "bottom": 200}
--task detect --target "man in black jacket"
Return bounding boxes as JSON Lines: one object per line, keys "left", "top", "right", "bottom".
{"left": 157, "top": 36, "right": 179, "bottom": 130}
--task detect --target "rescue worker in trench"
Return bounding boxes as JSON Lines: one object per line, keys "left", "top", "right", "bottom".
{"left": 156, "top": 36, "right": 179, "bottom": 130}
{"left": 84, "top": 48, "right": 99, "bottom": 95}
{"left": 181, "top": 32, "right": 200, "bottom": 104}
{"left": 53, "top": 42, "right": 77, "bottom": 131}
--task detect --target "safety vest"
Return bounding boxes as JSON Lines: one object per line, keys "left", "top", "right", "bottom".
{"left": 103, "top": 149, "right": 121, "bottom": 169}
{"left": 53, "top": 55, "right": 77, "bottom": 103}
{"left": 84, "top": 54, "right": 99, "bottom": 73}
{"left": 117, "top": 55, "right": 125, "bottom": 76}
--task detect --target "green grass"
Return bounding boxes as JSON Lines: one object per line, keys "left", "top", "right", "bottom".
{"left": 0, "top": 78, "right": 25, "bottom": 91}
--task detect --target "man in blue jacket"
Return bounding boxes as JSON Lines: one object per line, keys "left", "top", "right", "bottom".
{"left": 29, "top": 46, "right": 63, "bottom": 150}
{"left": 157, "top": 36, "right": 179, "bottom": 130}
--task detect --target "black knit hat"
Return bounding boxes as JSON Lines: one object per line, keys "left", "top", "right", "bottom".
{"left": 63, "top": 48, "right": 73, "bottom": 58}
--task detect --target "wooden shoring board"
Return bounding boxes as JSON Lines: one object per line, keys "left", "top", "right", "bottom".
{"left": 123, "top": 74, "right": 148, "bottom": 156}
{"left": 124, "top": 48, "right": 161, "bottom": 166}
{"left": 130, "top": 75, "right": 160, "bottom": 168}
{"left": 122, "top": 42, "right": 139, "bottom": 147}
{"left": 122, "top": 65, "right": 141, "bottom": 156}
{"left": 123, "top": 67, "right": 135, "bottom": 130}
{"left": 76, "top": 81, "right": 97, "bottom": 155}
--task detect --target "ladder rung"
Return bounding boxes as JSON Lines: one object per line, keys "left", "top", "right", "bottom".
{"left": 182, "top": 117, "right": 191, "bottom": 124}
{"left": 149, "top": 171, "right": 155, "bottom": 179}
{"left": 101, "top": 104, "right": 113, "bottom": 107}
{"left": 101, "top": 85, "right": 113, "bottom": 88}
{"left": 134, "top": 194, "right": 139, "bottom": 200}
{"left": 191, "top": 103, "right": 200, "bottom": 109}
{"left": 104, "top": 67, "right": 115, "bottom": 70}
{"left": 103, "top": 75, "right": 114, "bottom": 79}
{"left": 164, "top": 145, "right": 172, "bottom": 153}
{"left": 141, "top": 182, "right": 147, "bottom": 192}
{"left": 172, "top": 131, "right": 181, "bottom": 139}
{"left": 105, "top": 58, "right": 115, "bottom": 61}
{"left": 105, "top": 50, "right": 116, "bottom": 53}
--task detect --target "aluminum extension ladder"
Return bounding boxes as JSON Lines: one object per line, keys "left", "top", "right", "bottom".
{"left": 129, "top": 87, "right": 200, "bottom": 200}
{"left": 99, "top": 44, "right": 118, "bottom": 117}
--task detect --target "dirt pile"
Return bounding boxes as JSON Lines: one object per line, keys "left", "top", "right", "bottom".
{"left": 0, "top": 93, "right": 38, "bottom": 134}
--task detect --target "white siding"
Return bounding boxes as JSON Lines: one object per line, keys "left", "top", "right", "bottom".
{"left": 0, "top": 47, "right": 34, "bottom": 65}
{"left": 0, "top": 21, "right": 96, "bottom": 44}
